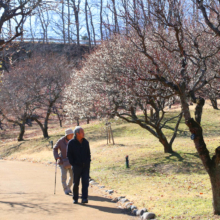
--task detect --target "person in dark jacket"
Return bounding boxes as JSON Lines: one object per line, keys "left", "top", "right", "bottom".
{"left": 67, "top": 126, "right": 91, "bottom": 204}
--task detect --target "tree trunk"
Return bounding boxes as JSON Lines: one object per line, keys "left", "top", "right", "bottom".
{"left": 180, "top": 90, "right": 220, "bottom": 215}
{"left": 100, "top": 0, "right": 103, "bottom": 40}
{"left": 29, "top": 16, "right": 35, "bottom": 42}
{"left": 85, "top": 0, "right": 91, "bottom": 50}
{"left": 210, "top": 98, "right": 218, "bottom": 110}
{"left": 34, "top": 118, "right": 49, "bottom": 138}
{"left": 159, "top": 136, "right": 173, "bottom": 153}
{"left": 210, "top": 146, "right": 220, "bottom": 214}
{"left": 210, "top": 171, "right": 220, "bottom": 214}
{"left": 106, "top": 13, "right": 111, "bottom": 37}
{"left": 88, "top": 5, "right": 96, "bottom": 45}
{"left": 62, "top": 0, "right": 66, "bottom": 44}
{"left": 55, "top": 112, "right": 63, "bottom": 127}
{"left": 112, "top": 0, "right": 119, "bottom": 33}
{"left": 167, "top": 0, "right": 173, "bottom": 23}
{"left": 43, "top": 127, "right": 49, "bottom": 138}
{"left": 110, "top": 125, "right": 115, "bottom": 145}
{"left": 163, "top": 143, "right": 173, "bottom": 153}
{"left": 39, "top": 101, "right": 55, "bottom": 138}
{"left": 76, "top": 118, "right": 79, "bottom": 126}
{"left": 124, "top": 0, "right": 128, "bottom": 35}
{"left": 157, "top": 129, "right": 174, "bottom": 153}
{"left": 18, "top": 123, "right": 25, "bottom": 141}
{"left": 73, "top": 0, "right": 80, "bottom": 46}
{"left": 87, "top": 117, "right": 90, "bottom": 124}
{"left": 67, "top": 0, "right": 71, "bottom": 44}
{"left": 195, "top": 98, "right": 205, "bottom": 124}
{"left": 57, "top": 115, "right": 62, "bottom": 127}
{"left": 76, "top": 11, "right": 79, "bottom": 46}
{"left": 133, "top": 0, "right": 136, "bottom": 23}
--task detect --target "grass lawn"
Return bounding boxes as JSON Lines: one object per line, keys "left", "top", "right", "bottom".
{"left": 1, "top": 103, "right": 220, "bottom": 219}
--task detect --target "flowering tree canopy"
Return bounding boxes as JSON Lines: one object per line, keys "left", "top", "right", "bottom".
{"left": 66, "top": 0, "right": 220, "bottom": 214}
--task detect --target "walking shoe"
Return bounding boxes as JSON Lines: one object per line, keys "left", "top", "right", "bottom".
{"left": 67, "top": 187, "right": 72, "bottom": 194}
{"left": 64, "top": 189, "right": 69, "bottom": 195}
{"left": 81, "top": 199, "right": 88, "bottom": 204}
{"left": 73, "top": 200, "right": 78, "bottom": 204}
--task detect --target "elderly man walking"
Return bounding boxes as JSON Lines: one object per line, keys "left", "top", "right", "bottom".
{"left": 67, "top": 126, "right": 91, "bottom": 204}
{"left": 53, "top": 128, "right": 74, "bottom": 195}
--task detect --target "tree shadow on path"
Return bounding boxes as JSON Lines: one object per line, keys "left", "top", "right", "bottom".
{"left": 85, "top": 195, "right": 135, "bottom": 218}
{"left": 0, "top": 200, "right": 53, "bottom": 213}
{"left": 88, "top": 195, "right": 114, "bottom": 203}
{"left": 0, "top": 198, "right": 76, "bottom": 215}
{"left": 85, "top": 204, "right": 127, "bottom": 214}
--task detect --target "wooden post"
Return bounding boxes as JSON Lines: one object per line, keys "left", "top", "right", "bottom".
{"left": 106, "top": 124, "right": 109, "bottom": 145}
{"left": 106, "top": 122, "right": 115, "bottom": 145}
{"left": 110, "top": 124, "right": 115, "bottom": 145}
{"left": 126, "top": 155, "right": 129, "bottom": 168}
{"left": 108, "top": 125, "right": 111, "bottom": 143}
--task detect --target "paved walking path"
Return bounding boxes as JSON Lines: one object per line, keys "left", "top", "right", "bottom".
{"left": 0, "top": 160, "right": 135, "bottom": 220}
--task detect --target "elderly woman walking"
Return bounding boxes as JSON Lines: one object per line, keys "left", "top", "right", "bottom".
{"left": 53, "top": 128, "right": 74, "bottom": 195}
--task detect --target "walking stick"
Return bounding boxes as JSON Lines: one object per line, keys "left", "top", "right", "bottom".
{"left": 54, "top": 160, "right": 57, "bottom": 194}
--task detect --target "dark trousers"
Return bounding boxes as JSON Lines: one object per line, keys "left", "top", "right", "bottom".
{"left": 72, "top": 165, "right": 90, "bottom": 201}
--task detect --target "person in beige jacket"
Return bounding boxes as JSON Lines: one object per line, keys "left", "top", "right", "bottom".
{"left": 53, "top": 128, "right": 74, "bottom": 195}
